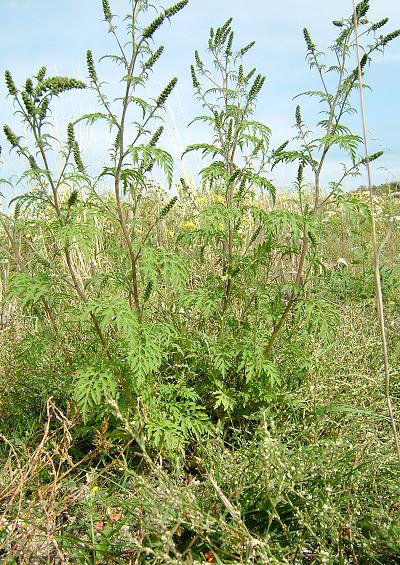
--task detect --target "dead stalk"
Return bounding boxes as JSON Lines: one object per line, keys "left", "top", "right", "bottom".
{"left": 353, "top": 0, "right": 400, "bottom": 464}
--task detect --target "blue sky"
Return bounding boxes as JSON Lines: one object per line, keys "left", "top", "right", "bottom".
{"left": 1, "top": 0, "right": 400, "bottom": 201}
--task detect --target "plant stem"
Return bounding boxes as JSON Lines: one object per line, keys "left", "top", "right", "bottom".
{"left": 353, "top": 0, "right": 400, "bottom": 465}
{"left": 264, "top": 235, "right": 308, "bottom": 357}
{"left": 113, "top": 20, "right": 142, "bottom": 317}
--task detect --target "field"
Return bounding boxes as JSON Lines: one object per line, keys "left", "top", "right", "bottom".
{"left": 1, "top": 1, "right": 400, "bottom": 563}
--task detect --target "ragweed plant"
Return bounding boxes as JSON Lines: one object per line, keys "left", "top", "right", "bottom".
{"left": 185, "top": 18, "right": 274, "bottom": 318}
{"left": 1, "top": 0, "right": 400, "bottom": 451}
{"left": 177, "top": 20, "right": 325, "bottom": 420}
{"left": 1, "top": 0, "right": 215, "bottom": 455}
{"left": 265, "top": 0, "right": 400, "bottom": 355}
{"left": 2, "top": 2, "right": 400, "bottom": 562}
{"left": 274, "top": 0, "right": 400, "bottom": 209}
{"left": 178, "top": 3, "right": 400, "bottom": 420}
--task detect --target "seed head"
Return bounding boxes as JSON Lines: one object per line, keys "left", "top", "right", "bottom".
{"left": 371, "top": 18, "right": 389, "bottom": 31}
{"left": 332, "top": 20, "right": 344, "bottom": 27}
{"left": 114, "top": 128, "right": 121, "bottom": 150}
{"left": 49, "top": 77, "right": 87, "bottom": 94}
{"left": 248, "top": 74, "right": 265, "bottom": 99}
{"left": 156, "top": 77, "right": 177, "bottom": 107}
{"left": 308, "top": 230, "right": 317, "bottom": 246}
{"left": 149, "top": 125, "right": 164, "bottom": 147}
{"left": 143, "top": 46, "right": 164, "bottom": 71}
{"left": 275, "top": 140, "right": 289, "bottom": 154}
{"left": 295, "top": 105, "right": 302, "bottom": 128}
{"left": 228, "top": 168, "right": 241, "bottom": 186}
{"left": 142, "top": 13, "right": 165, "bottom": 40}
{"left": 67, "top": 190, "right": 79, "bottom": 208}
{"left": 213, "top": 111, "right": 222, "bottom": 131}
{"left": 86, "top": 50, "right": 98, "bottom": 83}
{"left": 144, "top": 160, "right": 155, "bottom": 174}
{"left": 359, "top": 53, "right": 369, "bottom": 70}
{"left": 160, "top": 196, "right": 178, "bottom": 218}
{"left": 29, "top": 155, "right": 38, "bottom": 170}
{"left": 67, "top": 123, "right": 76, "bottom": 149}
{"left": 297, "top": 164, "right": 304, "bottom": 184}
{"left": 249, "top": 224, "right": 262, "bottom": 245}
{"left": 220, "top": 27, "right": 231, "bottom": 47}
{"left": 361, "top": 150, "right": 383, "bottom": 164}
{"left": 240, "top": 41, "right": 255, "bottom": 56}
{"left": 381, "top": 29, "right": 400, "bottom": 46}
{"left": 5, "top": 70, "right": 17, "bottom": 96}
{"left": 38, "top": 97, "right": 50, "bottom": 121}
{"left": 336, "top": 28, "right": 350, "bottom": 47}
{"left": 164, "top": 0, "right": 189, "bottom": 19}
{"left": 37, "top": 66, "right": 47, "bottom": 81}
{"left": 199, "top": 245, "right": 205, "bottom": 262}
{"left": 225, "top": 31, "right": 234, "bottom": 57}
{"left": 25, "top": 78, "right": 34, "bottom": 95}
{"left": 21, "top": 91, "right": 35, "bottom": 117}
{"left": 220, "top": 17, "right": 233, "bottom": 35}
{"left": 143, "top": 281, "right": 153, "bottom": 303}
{"left": 214, "top": 19, "right": 233, "bottom": 47}
{"left": 180, "top": 178, "right": 190, "bottom": 192}
{"left": 303, "top": 28, "right": 315, "bottom": 52}
{"left": 226, "top": 118, "right": 233, "bottom": 142}
{"left": 190, "top": 65, "right": 200, "bottom": 89}
{"left": 3, "top": 124, "right": 19, "bottom": 147}
{"left": 36, "top": 77, "right": 86, "bottom": 97}
{"left": 13, "top": 202, "right": 21, "bottom": 220}
{"left": 245, "top": 68, "right": 256, "bottom": 81}
{"left": 102, "top": 0, "right": 112, "bottom": 21}
{"left": 73, "top": 141, "right": 85, "bottom": 173}
{"left": 194, "top": 50, "right": 203, "bottom": 70}
{"left": 238, "top": 177, "right": 246, "bottom": 200}
{"left": 355, "top": 0, "right": 369, "bottom": 19}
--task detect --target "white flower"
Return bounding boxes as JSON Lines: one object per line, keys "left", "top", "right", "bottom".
{"left": 336, "top": 257, "right": 348, "bottom": 269}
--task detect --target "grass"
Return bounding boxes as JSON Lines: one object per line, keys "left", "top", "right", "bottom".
{"left": 1, "top": 185, "right": 400, "bottom": 564}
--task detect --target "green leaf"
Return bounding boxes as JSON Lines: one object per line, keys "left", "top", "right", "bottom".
{"left": 182, "top": 143, "right": 224, "bottom": 158}
{"left": 130, "top": 145, "right": 174, "bottom": 187}
{"left": 130, "top": 96, "right": 151, "bottom": 118}
{"left": 314, "top": 404, "right": 383, "bottom": 419}
{"left": 318, "top": 133, "right": 363, "bottom": 161}
{"left": 7, "top": 272, "right": 54, "bottom": 308}
{"left": 77, "top": 112, "right": 112, "bottom": 125}
{"left": 74, "top": 366, "right": 118, "bottom": 424}
{"left": 295, "top": 298, "right": 340, "bottom": 340}
{"left": 213, "top": 385, "right": 235, "bottom": 412}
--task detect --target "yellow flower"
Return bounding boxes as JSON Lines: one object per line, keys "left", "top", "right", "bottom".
{"left": 181, "top": 220, "right": 196, "bottom": 230}
{"left": 91, "top": 485, "right": 100, "bottom": 493}
{"left": 213, "top": 194, "right": 224, "bottom": 203}
{"left": 279, "top": 193, "right": 289, "bottom": 202}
